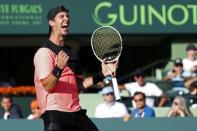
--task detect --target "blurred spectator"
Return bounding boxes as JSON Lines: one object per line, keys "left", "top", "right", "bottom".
{"left": 0, "top": 95, "right": 23, "bottom": 119}
{"left": 0, "top": 73, "right": 15, "bottom": 87}
{"left": 185, "top": 78, "right": 197, "bottom": 108}
{"left": 188, "top": 82, "right": 197, "bottom": 108}
{"left": 27, "top": 99, "right": 41, "bottom": 120}
{"left": 183, "top": 44, "right": 197, "bottom": 77}
{"left": 166, "top": 96, "right": 193, "bottom": 117}
{"left": 119, "top": 69, "right": 166, "bottom": 107}
{"left": 164, "top": 58, "right": 190, "bottom": 94}
{"left": 95, "top": 86, "right": 128, "bottom": 118}
{"left": 132, "top": 92, "right": 155, "bottom": 118}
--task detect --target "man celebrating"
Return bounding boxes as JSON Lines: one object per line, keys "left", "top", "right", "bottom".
{"left": 34, "top": 5, "right": 117, "bottom": 131}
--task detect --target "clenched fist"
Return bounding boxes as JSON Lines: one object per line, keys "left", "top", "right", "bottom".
{"left": 56, "top": 50, "right": 69, "bottom": 69}
{"left": 101, "top": 60, "right": 118, "bottom": 77}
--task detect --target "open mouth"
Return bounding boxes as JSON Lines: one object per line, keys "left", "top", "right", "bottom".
{"left": 61, "top": 21, "right": 68, "bottom": 29}
{"left": 61, "top": 25, "right": 68, "bottom": 34}
{"left": 61, "top": 25, "right": 68, "bottom": 28}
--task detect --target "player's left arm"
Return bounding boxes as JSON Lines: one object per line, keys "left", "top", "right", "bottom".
{"left": 77, "top": 61, "right": 117, "bottom": 90}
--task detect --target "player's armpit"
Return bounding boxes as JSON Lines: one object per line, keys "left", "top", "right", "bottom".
{"left": 76, "top": 78, "right": 85, "bottom": 91}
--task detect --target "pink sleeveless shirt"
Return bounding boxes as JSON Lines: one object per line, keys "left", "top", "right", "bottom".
{"left": 34, "top": 48, "right": 81, "bottom": 114}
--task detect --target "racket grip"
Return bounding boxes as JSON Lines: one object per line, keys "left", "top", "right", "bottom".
{"left": 112, "top": 77, "right": 121, "bottom": 100}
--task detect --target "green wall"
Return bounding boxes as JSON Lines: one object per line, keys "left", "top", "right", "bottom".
{"left": 10, "top": 94, "right": 197, "bottom": 118}
{"left": 11, "top": 96, "right": 36, "bottom": 118}
{"left": 0, "top": 117, "right": 197, "bottom": 131}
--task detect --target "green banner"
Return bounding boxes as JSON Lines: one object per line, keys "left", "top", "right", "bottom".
{"left": 0, "top": 0, "right": 197, "bottom": 34}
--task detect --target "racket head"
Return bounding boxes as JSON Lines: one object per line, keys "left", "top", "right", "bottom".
{"left": 91, "top": 26, "right": 123, "bottom": 63}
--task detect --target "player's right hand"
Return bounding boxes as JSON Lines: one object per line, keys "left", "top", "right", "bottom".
{"left": 56, "top": 50, "right": 69, "bottom": 69}
{"left": 101, "top": 59, "right": 118, "bottom": 77}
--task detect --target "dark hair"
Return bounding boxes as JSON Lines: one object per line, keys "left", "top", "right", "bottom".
{"left": 133, "top": 69, "right": 144, "bottom": 77}
{"left": 173, "top": 58, "right": 182, "bottom": 65}
{"left": 186, "top": 44, "right": 196, "bottom": 51}
{"left": 47, "top": 5, "right": 69, "bottom": 34}
{"left": 189, "top": 81, "right": 197, "bottom": 91}
{"left": 1, "top": 95, "right": 13, "bottom": 102}
{"left": 190, "top": 81, "right": 197, "bottom": 88}
{"left": 133, "top": 92, "right": 146, "bottom": 99}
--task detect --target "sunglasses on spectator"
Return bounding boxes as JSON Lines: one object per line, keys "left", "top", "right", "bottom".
{"left": 103, "top": 93, "right": 114, "bottom": 96}
{"left": 134, "top": 98, "right": 144, "bottom": 102}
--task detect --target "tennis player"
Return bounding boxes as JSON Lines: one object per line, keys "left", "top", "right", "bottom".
{"left": 34, "top": 5, "right": 117, "bottom": 131}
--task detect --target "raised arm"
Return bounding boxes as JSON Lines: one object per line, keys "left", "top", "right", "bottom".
{"left": 77, "top": 61, "right": 118, "bottom": 90}
{"left": 38, "top": 50, "right": 69, "bottom": 92}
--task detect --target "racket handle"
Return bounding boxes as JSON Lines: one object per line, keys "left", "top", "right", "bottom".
{"left": 112, "top": 77, "right": 121, "bottom": 100}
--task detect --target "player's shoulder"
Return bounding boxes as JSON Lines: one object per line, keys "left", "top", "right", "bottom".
{"left": 35, "top": 47, "right": 53, "bottom": 56}
{"left": 35, "top": 40, "right": 55, "bottom": 54}
{"left": 34, "top": 47, "right": 54, "bottom": 63}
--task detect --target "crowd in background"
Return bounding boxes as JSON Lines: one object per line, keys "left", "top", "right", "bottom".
{"left": 94, "top": 43, "right": 197, "bottom": 119}
{"left": 0, "top": 44, "right": 197, "bottom": 120}
{"left": 0, "top": 95, "right": 40, "bottom": 120}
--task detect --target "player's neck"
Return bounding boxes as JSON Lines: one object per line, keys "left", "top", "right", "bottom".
{"left": 49, "top": 32, "right": 65, "bottom": 47}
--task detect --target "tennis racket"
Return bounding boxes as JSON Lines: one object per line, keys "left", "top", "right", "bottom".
{"left": 91, "top": 26, "right": 122, "bottom": 100}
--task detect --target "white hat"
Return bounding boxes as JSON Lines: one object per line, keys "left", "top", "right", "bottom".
{"left": 102, "top": 86, "right": 114, "bottom": 95}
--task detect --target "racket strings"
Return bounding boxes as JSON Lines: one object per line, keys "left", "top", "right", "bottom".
{"left": 91, "top": 26, "right": 122, "bottom": 100}
{"left": 92, "top": 27, "right": 122, "bottom": 61}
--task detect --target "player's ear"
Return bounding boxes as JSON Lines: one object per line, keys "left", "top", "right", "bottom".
{"left": 49, "top": 20, "right": 55, "bottom": 27}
